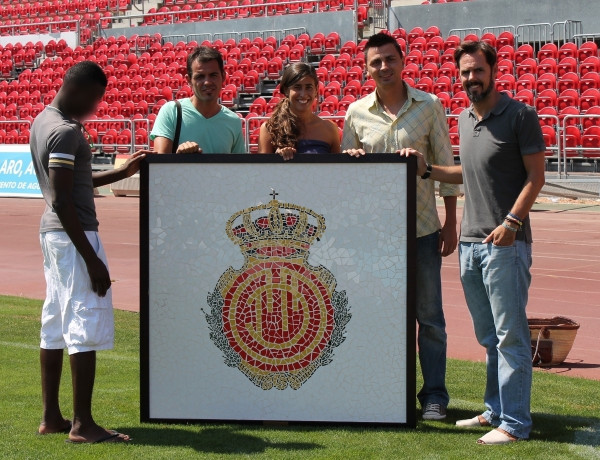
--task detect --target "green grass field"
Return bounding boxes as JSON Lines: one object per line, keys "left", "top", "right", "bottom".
{"left": 0, "top": 295, "right": 598, "bottom": 460}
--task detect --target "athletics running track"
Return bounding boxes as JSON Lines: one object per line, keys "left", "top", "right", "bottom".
{"left": 1, "top": 196, "right": 599, "bottom": 380}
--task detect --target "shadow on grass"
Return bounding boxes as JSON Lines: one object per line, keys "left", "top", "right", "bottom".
{"left": 438, "top": 408, "right": 600, "bottom": 447}
{"left": 115, "top": 408, "right": 600, "bottom": 452}
{"left": 116, "top": 426, "right": 323, "bottom": 454}
{"left": 537, "top": 359, "right": 600, "bottom": 373}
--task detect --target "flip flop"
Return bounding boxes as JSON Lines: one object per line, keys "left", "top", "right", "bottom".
{"left": 477, "top": 429, "right": 519, "bottom": 445}
{"left": 66, "top": 431, "right": 132, "bottom": 444}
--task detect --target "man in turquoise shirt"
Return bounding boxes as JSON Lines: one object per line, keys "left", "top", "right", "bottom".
{"left": 151, "top": 46, "right": 246, "bottom": 154}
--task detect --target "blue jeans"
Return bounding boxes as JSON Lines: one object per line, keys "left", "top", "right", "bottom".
{"left": 416, "top": 231, "right": 449, "bottom": 408}
{"left": 459, "top": 241, "right": 533, "bottom": 439}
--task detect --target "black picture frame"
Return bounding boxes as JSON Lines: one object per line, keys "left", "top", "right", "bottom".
{"left": 140, "top": 154, "right": 417, "bottom": 427}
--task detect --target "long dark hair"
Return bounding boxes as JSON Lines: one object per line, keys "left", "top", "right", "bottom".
{"left": 266, "top": 63, "right": 318, "bottom": 148}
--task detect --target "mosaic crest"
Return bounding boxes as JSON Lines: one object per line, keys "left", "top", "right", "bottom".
{"left": 204, "top": 192, "right": 351, "bottom": 390}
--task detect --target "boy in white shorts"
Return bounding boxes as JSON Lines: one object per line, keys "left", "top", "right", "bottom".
{"left": 30, "top": 61, "right": 148, "bottom": 443}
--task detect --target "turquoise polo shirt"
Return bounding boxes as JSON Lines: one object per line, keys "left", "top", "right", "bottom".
{"left": 150, "top": 98, "right": 246, "bottom": 153}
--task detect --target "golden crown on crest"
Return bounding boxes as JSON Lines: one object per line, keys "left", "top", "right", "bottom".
{"left": 225, "top": 190, "right": 326, "bottom": 254}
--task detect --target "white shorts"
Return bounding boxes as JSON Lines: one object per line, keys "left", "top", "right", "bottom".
{"left": 40, "top": 231, "right": 114, "bottom": 355}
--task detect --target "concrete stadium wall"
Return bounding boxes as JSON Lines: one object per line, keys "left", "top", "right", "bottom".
{"left": 104, "top": 10, "right": 357, "bottom": 44}
{"left": 389, "top": 0, "right": 600, "bottom": 38}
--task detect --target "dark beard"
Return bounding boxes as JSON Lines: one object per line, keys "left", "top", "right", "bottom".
{"left": 466, "top": 77, "right": 494, "bottom": 103}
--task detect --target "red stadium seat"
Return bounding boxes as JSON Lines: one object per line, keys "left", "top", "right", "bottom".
{"left": 438, "top": 62, "right": 457, "bottom": 80}
{"left": 420, "top": 62, "right": 438, "bottom": 79}
{"left": 581, "top": 126, "right": 600, "bottom": 157}
{"left": 580, "top": 56, "right": 600, "bottom": 77}
{"left": 562, "top": 125, "right": 582, "bottom": 156}
{"left": 537, "top": 58, "right": 557, "bottom": 77}
{"left": 415, "top": 76, "right": 433, "bottom": 93}
{"left": 578, "top": 41, "right": 598, "bottom": 62}
{"left": 324, "top": 32, "right": 340, "bottom": 53}
{"left": 245, "top": 112, "right": 263, "bottom": 134}
{"left": 496, "top": 74, "right": 516, "bottom": 93}
{"left": 436, "top": 91, "right": 451, "bottom": 111}
{"left": 310, "top": 32, "right": 325, "bottom": 54}
{"left": 330, "top": 67, "right": 347, "bottom": 85}
{"left": 242, "top": 70, "right": 260, "bottom": 94}
{"left": 101, "top": 128, "right": 118, "bottom": 153}
{"left": 320, "top": 95, "right": 338, "bottom": 114}
{"left": 580, "top": 72, "right": 600, "bottom": 92}
{"left": 497, "top": 45, "right": 515, "bottom": 62}
{"left": 581, "top": 89, "right": 600, "bottom": 113}
{"left": 407, "top": 27, "right": 424, "bottom": 44}
{"left": 340, "top": 40, "right": 357, "bottom": 57}
{"left": 237, "top": 58, "right": 252, "bottom": 75}
{"left": 352, "top": 52, "right": 365, "bottom": 68}
{"left": 536, "top": 89, "right": 557, "bottom": 111}
{"left": 496, "top": 31, "right": 514, "bottom": 48}
{"left": 538, "top": 107, "right": 558, "bottom": 127}
{"left": 346, "top": 65, "right": 364, "bottom": 84}
{"left": 541, "top": 125, "right": 557, "bottom": 155}
{"left": 220, "top": 84, "right": 237, "bottom": 107}
{"left": 404, "top": 50, "right": 422, "bottom": 67}
{"left": 559, "top": 106, "right": 580, "bottom": 127}
{"left": 335, "top": 52, "right": 352, "bottom": 69}
{"left": 433, "top": 75, "right": 452, "bottom": 94}
{"left": 536, "top": 73, "right": 557, "bottom": 93}
{"left": 516, "top": 73, "right": 536, "bottom": 92}
{"left": 558, "top": 57, "right": 578, "bottom": 78}
{"left": 361, "top": 79, "right": 376, "bottom": 97}
{"left": 497, "top": 59, "right": 514, "bottom": 76}
{"left": 582, "top": 106, "right": 600, "bottom": 130}
{"left": 557, "top": 89, "right": 579, "bottom": 112}
{"left": 444, "top": 35, "right": 460, "bottom": 52}
{"left": 558, "top": 42, "right": 578, "bottom": 60}
{"left": 116, "top": 129, "right": 132, "bottom": 153}
{"left": 401, "top": 63, "right": 419, "bottom": 81}
{"left": 558, "top": 72, "right": 580, "bottom": 93}
{"left": 338, "top": 94, "right": 356, "bottom": 112}
{"left": 319, "top": 54, "right": 336, "bottom": 71}
{"left": 266, "top": 97, "right": 280, "bottom": 114}
{"left": 480, "top": 32, "right": 497, "bottom": 49}
{"left": 516, "top": 58, "right": 537, "bottom": 78}
{"left": 424, "top": 25, "right": 441, "bottom": 41}
{"left": 440, "top": 48, "right": 455, "bottom": 65}
{"left": 450, "top": 91, "right": 469, "bottom": 111}
{"left": 427, "top": 36, "right": 444, "bottom": 53}
{"left": 323, "top": 81, "right": 341, "bottom": 98}
{"left": 391, "top": 28, "right": 406, "bottom": 41}
{"left": 537, "top": 43, "right": 557, "bottom": 61}
{"left": 249, "top": 96, "right": 267, "bottom": 116}
{"left": 267, "top": 57, "right": 283, "bottom": 79}
{"left": 410, "top": 37, "right": 427, "bottom": 54}
{"left": 514, "top": 89, "right": 534, "bottom": 106}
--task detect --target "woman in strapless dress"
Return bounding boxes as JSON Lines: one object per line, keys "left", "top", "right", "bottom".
{"left": 258, "top": 63, "right": 341, "bottom": 159}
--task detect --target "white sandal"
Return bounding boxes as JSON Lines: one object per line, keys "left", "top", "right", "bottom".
{"left": 456, "top": 415, "right": 490, "bottom": 427}
{"left": 477, "top": 429, "right": 519, "bottom": 445}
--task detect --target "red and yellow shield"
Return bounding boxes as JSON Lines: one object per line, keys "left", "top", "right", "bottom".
{"left": 205, "top": 195, "right": 351, "bottom": 390}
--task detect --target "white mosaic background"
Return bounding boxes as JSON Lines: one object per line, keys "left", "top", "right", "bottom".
{"left": 147, "top": 161, "right": 410, "bottom": 423}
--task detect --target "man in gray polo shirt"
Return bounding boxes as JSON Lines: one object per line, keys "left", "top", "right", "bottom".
{"left": 31, "top": 61, "right": 148, "bottom": 443}
{"left": 401, "top": 41, "right": 545, "bottom": 445}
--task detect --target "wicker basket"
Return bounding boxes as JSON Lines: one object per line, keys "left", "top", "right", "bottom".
{"left": 528, "top": 316, "right": 580, "bottom": 366}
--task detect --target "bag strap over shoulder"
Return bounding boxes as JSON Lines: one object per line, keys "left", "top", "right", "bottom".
{"left": 172, "top": 99, "right": 182, "bottom": 154}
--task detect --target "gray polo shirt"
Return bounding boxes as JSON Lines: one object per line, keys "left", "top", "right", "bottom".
{"left": 458, "top": 94, "right": 545, "bottom": 243}
{"left": 30, "top": 106, "right": 99, "bottom": 233}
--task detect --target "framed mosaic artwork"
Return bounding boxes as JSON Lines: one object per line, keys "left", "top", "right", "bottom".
{"left": 140, "top": 154, "right": 416, "bottom": 426}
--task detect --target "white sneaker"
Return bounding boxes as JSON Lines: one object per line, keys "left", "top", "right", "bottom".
{"left": 422, "top": 403, "right": 447, "bottom": 420}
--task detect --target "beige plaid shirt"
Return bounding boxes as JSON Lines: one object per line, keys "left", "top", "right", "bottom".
{"left": 341, "top": 84, "right": 460, "bottom": 238}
